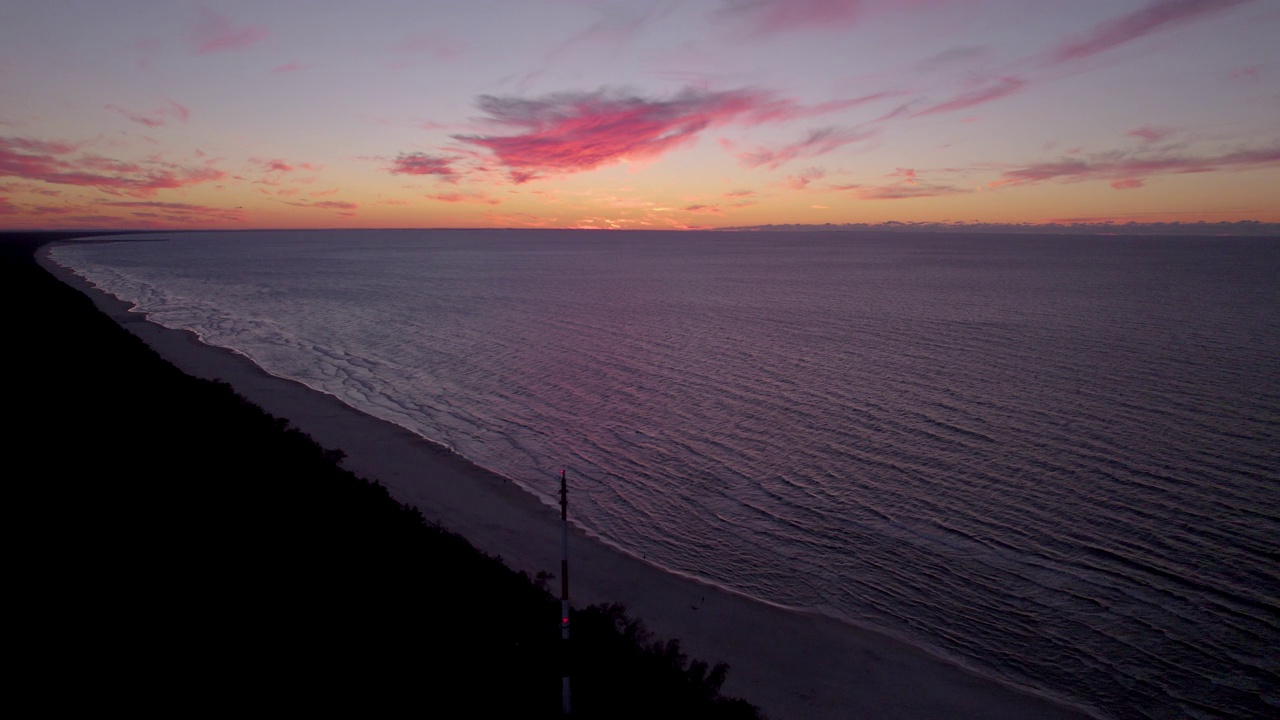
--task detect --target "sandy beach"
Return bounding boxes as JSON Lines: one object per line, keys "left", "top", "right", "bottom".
{"left": 40, "top": 242, "right": 1097, "bottom": 720}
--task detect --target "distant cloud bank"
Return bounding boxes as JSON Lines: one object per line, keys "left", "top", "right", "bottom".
{"left": 717, "top": 220, "right": 1280, "bottom": 236}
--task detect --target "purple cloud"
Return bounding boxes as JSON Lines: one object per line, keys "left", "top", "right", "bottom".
{"left": 427, "top": 191, "right": 499, "bottom": 205}
{"left": 454, "top": 87, "right": 789, "bottom": 183}
{"left": 1048, "top": 0, "right": 1256, "bottom": 65}
{"left": 1111, "top": 178, "right": 1146, "bottom": 189}
{"left": 190, "top": 6, "right": 268, "bottom": 55}
{"left": 391, "top": 152, "right": 459, "bottom": 179}
{"left": 993, "top": 145, "right": 1280, "bottom": 187}
{"left": 913, "top": 76, "right": 1026, "bottom": 117}
{"left": 108, "top": 99, "right": 190, "bottom": 128}
{"left": 738, "top": 126, "right": 876, "bottom": 170}
{"left": 719, "top": 0, "right": 864, "bottom": 36}
{"left": 1126, "top": 124, "right": 1176, "bottom": 143}
{"left": 0, "top": 135, "right": 223, "bottom": 196}
{"left": 847, "top": 181, "right": 969, "bottom": 200}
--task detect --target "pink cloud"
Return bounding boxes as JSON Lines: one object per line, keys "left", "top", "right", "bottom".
{"left": 99, "top": 200, "right": 246, "bottom": 222}
{"left": 0, "top": 181, "right": 60, "bottom": 197}
{"left": 454, "top": 88, "right": 765, "bottom": 182}
{"left": 107, "top": 100, "right": 190, "bottom": 128}
{"left": 724, "top": 189, "right": 756, "bottom": 197}
{"left": 167, "top": 100, "right": 191, "bottom": 122}
{"left": 285, "top": 199, "right": 358, "bottom": 212}
{"left": 744, "top": 91, "right": 898, "bottom": 124}
{"left": 447, "top": 87, "right": 883, "bottom": 183}
{"left": 273, "top": 62, "right": 305, "bottom": 74}
{"left": 1048, "top": 0, "right": 1256, "bottom": 65}
{"left": 0, "top": 197, "right": 15, "bottom": 214}
{"left": 391, "top": 152, "right": 458, "bottom": 179}
{"left": 915, "top": 45, "right": 989, "bottom": 71}
{"left": 1229, "top": 64, "right": 1263, "bottom": 81}
{"left": 738, "top": 126, "right": 875, "bottom": 170}
{"left": 782, "top": 167, "right": 826, "bottom": 190}
{"left": 258, "top": 158, "right": 293, "bottom": 172}
{"left": 128, "top": 37, "right": 165, "bottom": 70}
{"left": 79, "top": 155, "right": 144, "bottom": 174}
{"left": 190, "top": 6, "right": 268, "bottom": 55}
{"left": 545, "top": 4, "right": 660, "bottom": 61}
{"left": 852, "top": 183, "right": 969, "bottom": 199}
{"left": 428, "top": 191, "right": 500, "bottom": 205}
{"left": 0, "top": 135, "right": 224, "bottom": 196}
{"left": 684, "top": 204, "right": 724, "bottom": 215}
{"left": 1111, "top": 178, "right": 1146, "bottom": 189}
{"left": 888, "top": 167, "right": 918, "bottom": 183}
{"left": 913, "top": 76, "right": 1026, "bottom": 117}
{"left": 391, "top": 32, "right": 464, "bottom": 60}
{"left": 993, "top": 145, "right": 1280, "bottom": 187}
{"left": 719, "top": 0, "right": 864, "bottom": 36}
{"left": 1126, "top": 124, "right": 1176, "bottom": 143}
{"left": 0, "top": 137, "right": 77, "bottom": 156}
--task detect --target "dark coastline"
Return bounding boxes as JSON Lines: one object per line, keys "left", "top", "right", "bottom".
{"left": 3, "top": 231, "right": 761, "bottom": 718}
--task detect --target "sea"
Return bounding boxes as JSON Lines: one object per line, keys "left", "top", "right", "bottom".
{"left": 50, "top": 230, "right": 1279, "bottom": 720}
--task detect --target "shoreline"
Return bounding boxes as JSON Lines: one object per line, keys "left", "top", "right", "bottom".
{"left": 40, "top": 237, "right": 1098, "bottom": 720}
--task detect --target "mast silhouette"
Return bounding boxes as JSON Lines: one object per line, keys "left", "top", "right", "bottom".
{"left": 560, "top": 468, "right": 571, "bottom": 715}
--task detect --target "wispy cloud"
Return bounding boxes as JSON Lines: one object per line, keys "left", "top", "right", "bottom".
{"left": 912, "top": 76, "right": 1026, "bottom": 117}
{"left": 1047, "top": 0, "right": 1256, "bottom": 65}
{"left": 1111, "top": 177, "right": 1145, "bottom": 189}
{"left": 915, "top": 45, "right": 989, "bottom": 72}
{"left": 252, "top": 157, "right": 295, "bottom": 173}
{"left": 273, "top": 62, "right": 305, "bottom": 74}
{"left": 782, "top": 166, "right": 826, "bottom": 190}
{"left": 190, "top": 6, "right": 268, "bottom": 55}
{"left": 390, "top": 152, "right": 459, "bottom": 180}
{"left": 450, "top": 86, "right": 890, "bottom": 181}
{"left": 313, "top": 200, "right": 357, "bottom": 210}
{"left": 107, "top": 100, "right": 190, "bottom": 128}
{"left": 738, "top": 127, "right": 876, "bottom": 169}
{"left": 427, "top": 191, "right": 500, "bottom": 205}
{"left": 282, "top": 199, "right": 358, "bottom": 216}
{"left": 993, "top": 145, "right": 1280, "bottom": 187}
{"left": 390, "top": 31, "right": 464, "bottom": 63}
{"left": 99, "top": 200, "right": 246, "bottom": 222}
{"left": 851, "top": 182, "right": 969, "bottom": 199}
{"left": 0, "top": 135, "right": 224, "bottom": 196}
{"left": 1126, "top": 124, "right": 1176, "bottom": 143}
{"left": 455, "top": 88, "right": 760, "bottom": 182}
{"left": 718, "top": 0, "right": 864, "bottom": 37}
{"left": 1228, "top": 64, "right": 1264, "bottom": 81}
{"left": 547, "top": 3, "right": 669, "bottom": 61}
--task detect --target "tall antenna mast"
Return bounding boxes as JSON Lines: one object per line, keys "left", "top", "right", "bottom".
{"left": 560, "top": 468, "right": 572, "bottom": 715}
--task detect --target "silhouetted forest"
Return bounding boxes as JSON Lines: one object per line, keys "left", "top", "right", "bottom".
{"left": 4, "top": 232, "right": 761, "bottom": 718}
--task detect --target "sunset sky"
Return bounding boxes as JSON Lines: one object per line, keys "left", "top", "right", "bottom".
{"left": 2, "top": 0, "right": 1278, "bottom": 230}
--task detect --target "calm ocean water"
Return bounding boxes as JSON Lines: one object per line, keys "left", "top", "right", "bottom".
{"left": 52, "top": 230, "right": 1279, "bottom": 719}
